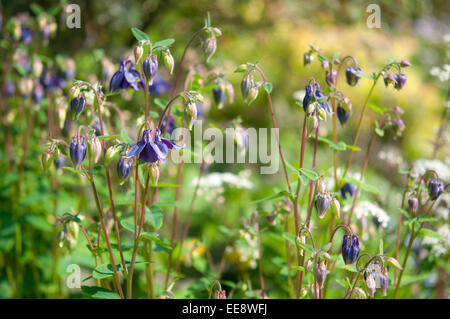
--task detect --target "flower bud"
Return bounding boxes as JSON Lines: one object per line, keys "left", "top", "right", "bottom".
{"left": 394, "top": 73, "right": 407, "bottom": 90}
{"left": 213, "top": 83, "right": 226, "bottom": 109}
{"left": 70, "top": 93, "right": 86, "bottom": 118}
{"left": 303, "top": 51, "right": 314, "bottom": 66}
{"left": 341, "top": 234, "right": 360, "bottom": 265}
{"left": 392, "top": 118, "right": 405, "bottom": 136}
{"left": 41, "top": 149, "right": 53, "bottom": 172}
{"left": 70, "top": 136, "right": 87, "bottom": 169}
{"left": 379, "top": 268, "right": 389, "bottom": 297}
{"left": 337, "top": 104, "right": 349, "bottom": 126}
{"left": 345, "top": 67, "right": 363, "bottom": 86}
{"left": 187, "top": 101, "right": 198, "bottom": 120}
{"left": 321, "top": 60, "right": 329, "bottom": 69}
{"left": 163, "top": 50, "right": 175, "bottom": 75}
{"left": 314, "top": 260, "right": 327, "bottom": 288}
{"left": 302, "top": 83, "right": 313, "bottom": 112}
{"left": 134, "top": 44, "right": 144, "bottom": 64}
{"left": 427, "top": 179, "right": 444, "bottom": 200}
{"left": 315, "top": 194, "right": 332, "bottom": 219}
{"left": 330, "top": 198, "right": 340, "bottom": 218}
{"left": 354, "top": 287, "right": 367, "bottom": 299}
{"left": 383, "top": 73, "right": 396, "bottom": 87}
{"left": 305, "top": 258, "right": 313, "bottom": 274}
{"left": 340, "top": 183, "right": 357, "bottom": 199}
{"left": 400, "top": 60, "right": 412, "bottom": 67}
{"left": 408, "top": 197, "right": 418, "bottom": 214}
{"left": 246, "top": 86, "right": 259, "bottom": 105}
{"left": 240, "top": 74, "right": 254, "bottom": 102}
{"left": 116, "top": 156, "right": 132, "bottom": 181}
{"left": 143, "top": 56, "right": 158, "bottom": 85}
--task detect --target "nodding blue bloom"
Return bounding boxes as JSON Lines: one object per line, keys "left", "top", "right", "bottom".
{"left": 342, "top": 234, "right": 360, "bottom": 265}
{"left": 32, "top": 83, "right": 44, "bottom": 104}
{"left": 213, "top": 86, "right": 226, "bottom": 107}
{"left": 70, "top": 136, "right": 87, "bottom": 169}
{"left": 126, "top": 129, "right": 182, "bottom": 163}
{"left": 302, "top": 84, "right": 313, "bottom": 112}
{"left": 315, "top": 194, "right": 332, "bottom": 218}
{"left": 40, "top": 69, "right": 65, "bottom": 91}
{"left": 408, "top": 197, "right": 418, "bottom": 213}
{"left": 116, "top": 156, "right": 133, "bottom": 181}
{"left": 394, "top": 73, "right": 407, "bottom": 90}
{"left": 160, "top": 116, "right": 176, "bottom": 135}
{"left": 19, "top": 27, "right": 33, "bottom": 44}
{"left": 109, "top": 60, "right": 144, "bottom": 92}
{"left": 379, "top": 269, "right": 389, "bottom": 296}
{"left": 325, "top": 69, "right": 338, "bottom": 86}
{"left": 337, "top": 104, "right": 349, "bottom": 125}
{"left": 70, "top": 94, "right": 86, "bottom": 116}
{"left": 54, "top": 155, "right": 65, "bottom": 170}
{"left": 341, "top": 183, "right": 357, "bottom": 199}
{"left": 314, "top": 260, "right": 327, "bottom": 288}
{"left": 314, "top": 83, "right": 330, "bottom": 112}
{"left": 149, "top": 75, "right": 172, "bottom": 95}
{"left": 345, "top": 67, "right": 363, "bottom": 86}
{"left": 4, "top": 81, "right": 15, "bottom": 97}
{"left": 428, "top": 179, "right": 444, "bottom": 200}
{"left": 143, "top": 56, "right": 158, "bottom": 84}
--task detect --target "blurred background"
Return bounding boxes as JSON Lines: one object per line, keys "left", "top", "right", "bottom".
{"left": 0, "top": 0, "right": 448, "bottom": 299}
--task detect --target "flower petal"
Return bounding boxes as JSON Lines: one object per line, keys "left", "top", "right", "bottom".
{"left": 161, "top": 138, "right": 182, "bottom": 150}
{"left": 125, "top": 139, "right": 146, "bottom": 158}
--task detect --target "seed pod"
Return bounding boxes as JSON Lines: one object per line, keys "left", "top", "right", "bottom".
{"left": 394, "top": 73, "right": 407, "bottom": 90}
{"left": 364, "top": 271, "right": 377, "bottom": 297}
{"left": 70, "top": 93, "right": 86, "bottom": 117}
{"left": 246, "top": 86, "right": 259, "bottom": 105}
{"left": 408, "top": 197, "right": 418, "bottom": 214}
{"left": 91, "top": 136, "right": 102, "bottom": 164}
{"left": 379, "top": 268, "right": 389, "bottom": 297}
{"left": 315, "top": 194, "right": 332, "bottom": 219}
{"left": 116, "top": 156, "right": 132, "bottom": 181}
{"left": 345, "top": 67, "right": 363, "bottom": 86}
{"left": 163, "top": 50, "right": 175, "bottom": 75}
{"left": 341, "top": 234, "right": 360, "bottom": 265}
{"left": 143, "top": 56, "right": 158, "bottom": 85}
{"left": 325, "top": 69, "right": 337, "bottom": 86}
{"left": 305, "top": 258, "right": 313, "bottom": 274}
{"left": 340, "top": 183, "right": 357, "bottom": 199}
{"left": 314, "top": 260, "right": 327, "bottom": 288}
{"left": 427, "top": 179, "right": 444, "bottom": 200}
{"left": 69, "top": 136, "right": 87, "bottom": 169}
{"left": 203, "top": 37, "right": 217, "bottom": 62}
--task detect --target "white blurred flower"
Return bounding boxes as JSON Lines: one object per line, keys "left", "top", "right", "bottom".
{"left": 192, "top": 170, "right": 253, "bottom": 189}
{"left": 343, "top": 201, "right": 391, "bottom": 228}
{"left": 412, "top": 159, "right": 450, "bottom": 183}
{"left": 422, "top": 224, "right": 450, "bottom": 257}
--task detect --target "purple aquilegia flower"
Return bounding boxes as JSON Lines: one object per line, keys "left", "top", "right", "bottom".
{"left": 314, "top": 83, "right": 330, "bottom": 112}
{"left": 126, "top": 129, "right": 182, "bottom": 163}
{"left": 143, "top": 56, "right": 158, "bottom": 84}
{"left": 337, "top": 104, "right": 349, "bottom": 125}
{"left": 345, "top": 67, "right": 363, "bottom": 86}
{"left": 394, "top": 73, "right": 407, "bottom": 90}
{"left": 428, "top": 179, "right": 444, "bottom": 200}
{"left": 303, "top": 83, "right": 313, "bottom": 112}
{"left": 342, "top": 234, "right": 360, "bottom": 265}
{"left": 109, "top": 60, "right": 144, "bottom": 92}
{"left": 341, "top": 183, "right": 357, "bottom": 199}
{"left": 149, "top": 75, "right": 172, "bottom": 95}
{"left": 19, "top": 27, "right": 33, "bottom": 44}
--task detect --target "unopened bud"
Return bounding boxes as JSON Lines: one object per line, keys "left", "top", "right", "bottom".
{"left": 151, "top": 163, "right": 160, "bottom": 185}
{"left": 91, "top": 137, "right": 102, "bottom": 163}
{"left": 134, "top": 44, "right": 144, "bottom": 64}
{"left": 163, "top": 49, "right": 175, "bottom": 75}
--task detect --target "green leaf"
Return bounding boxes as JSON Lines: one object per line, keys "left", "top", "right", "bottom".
{"left": 282, "top": 232, "right": 296, "bottom": 245}
{"left": 146, "top": 205, "right": 164, "bottom": 230}
{"left": 368, "top": 103, "right": 387, "bottom": 114}
{"left": 356, "top": 73, "right": 375, "bottom": 79}
{"left": 418, "top": 228, "right": 443, "bottom": 241}
{"left": 23, "top": 215, "right": 52, "bottom": 233}
{"left": 93, "top": 263, "right": 123, "bottom": 279}
{"left": 296, "top": 242, "right": 314, "bottom": 255}
{"left": 345, "top": 177, "right": 381, "bottom": 195}
{"left": 120, "top": 219, "right": 135, "bottom": 233}
{"left": 131, "top": 27, "right": 150, "bottom": 41}
{"left": 153, "top": 39, "right": 175, "bottom": 48}
{"left": 317, "top": 137, "right": 360, "bottom": 152}
{"left": 148, "top": 182, "right": 180, "bottom": 188}
{"left": 251, "top": 190, "right": 290, "bottom": 204}
{"left": 331, "top": 52, "right": 340, "bottom": 61}
{"left": 98, "top": 135, "right": 120, "bottom": 140}
{"left": 81, "top": 286, "right": 120, "bottom": 299}
{"left": 120, "top": 129, "right": 134, "bottom": 144}
{"left": 263, "top": 82, "right": 273, "bottom": 94}
{"left": 62, "top": 167, "right": 85, "bottom": 177}
{"left": 299, "top": 168, "right": 319, "bottom": 181}
{"left": 375, "top": 127, "right": 385, "bottom": 137}
{"left": 154, "top": 98, "right": 168, "bottom": 109}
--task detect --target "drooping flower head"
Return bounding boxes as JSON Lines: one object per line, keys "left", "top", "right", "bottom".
{"left": 314, "top": 83, "right": 330, "bottom": 112}
{"left": 394, "top": 73, "right": 407, "bottom": 90}
{"left": 341, "top": 183, "right": 357, "bottom": 199}
{"left": 70, "top": 135, "right": 87, "bottom": 169}
{"left": 345, "top": 67, "right": 363, "bottom": 86}
{"left": 302, "top": 83, "right": 313, "bottom": 112}
{"left": 126, "top": 129, "right": 182, "bottom": 163}
{"left": 427, "top": 179, "right": 444, "bottom": 200}
{"left": 116, "top": 155, "right": 133, "bottom": 181}
{"left": 342, "top": 234, "right": 360, "bottom": 265}
{"left": 143, "top": 55, "right": 158, "bottom": 85}
{"left": 109, "top": 60, "right": 144, "bottom": 92}
{"left": 337, "top": 104, "right": 350, "bottom": 125}
{"left": 315, "top": 193, "right": 332, "bottom": 219}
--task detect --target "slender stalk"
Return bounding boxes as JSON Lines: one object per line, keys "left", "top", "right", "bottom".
{"left": 341, "top": 77, "right": 379, "bottom": 182}
{"left": 254, "top": 211, "right": 265, "bottom": 298}
{"left": 393, "top": 225, "right": 415, "bottom": 299}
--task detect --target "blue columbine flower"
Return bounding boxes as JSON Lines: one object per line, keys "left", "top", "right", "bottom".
{"left": 149, "top": 75, "right": 172, "bottom": 95}
{"left": 109, "top": 60, "right": 144, "bottom": 92}
{"left": 70, "top": 136, "right": 87, "bottom": 169}
{"left": 213, "top": 85, "right": 226, "bottom": 108}
{"left": 126, "top": 129, "right": 181, "bottom": 163}
{"left": 337, "top": 104, "right": 349, "bottom": 125}
{"left": 315, "top": 194, "right": 332, "bottom": 218}
{"left": 345, "top": 67, "right": 363, "bottom": 86}
{"left": 19, "top": 27, "right": 33, "bottom": 44}
{"left": 342, "top": 234, "right": 360, "bottom": 264}
{"left": 70, "top": 93, "right": 86, "bottom": 117}
{"left": 143, "top": 56, "right": 158, "bottom": 85}
{"left": 394, "top": 73, "right": 407, "bottom": 90}
{"left": 428, "top": 179, "right": 444, "bottom": 200}
{"left": 314, "top": 83, "right": 330, "bottom": 112}
{"left": 341, "top": 183, "right": 357, "bottom": 199}
{"left": 302, "top": 83, "right": 313, "bottom": 112}
{"left": 117, "top": 156, "right": 133, "bottom": 181}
